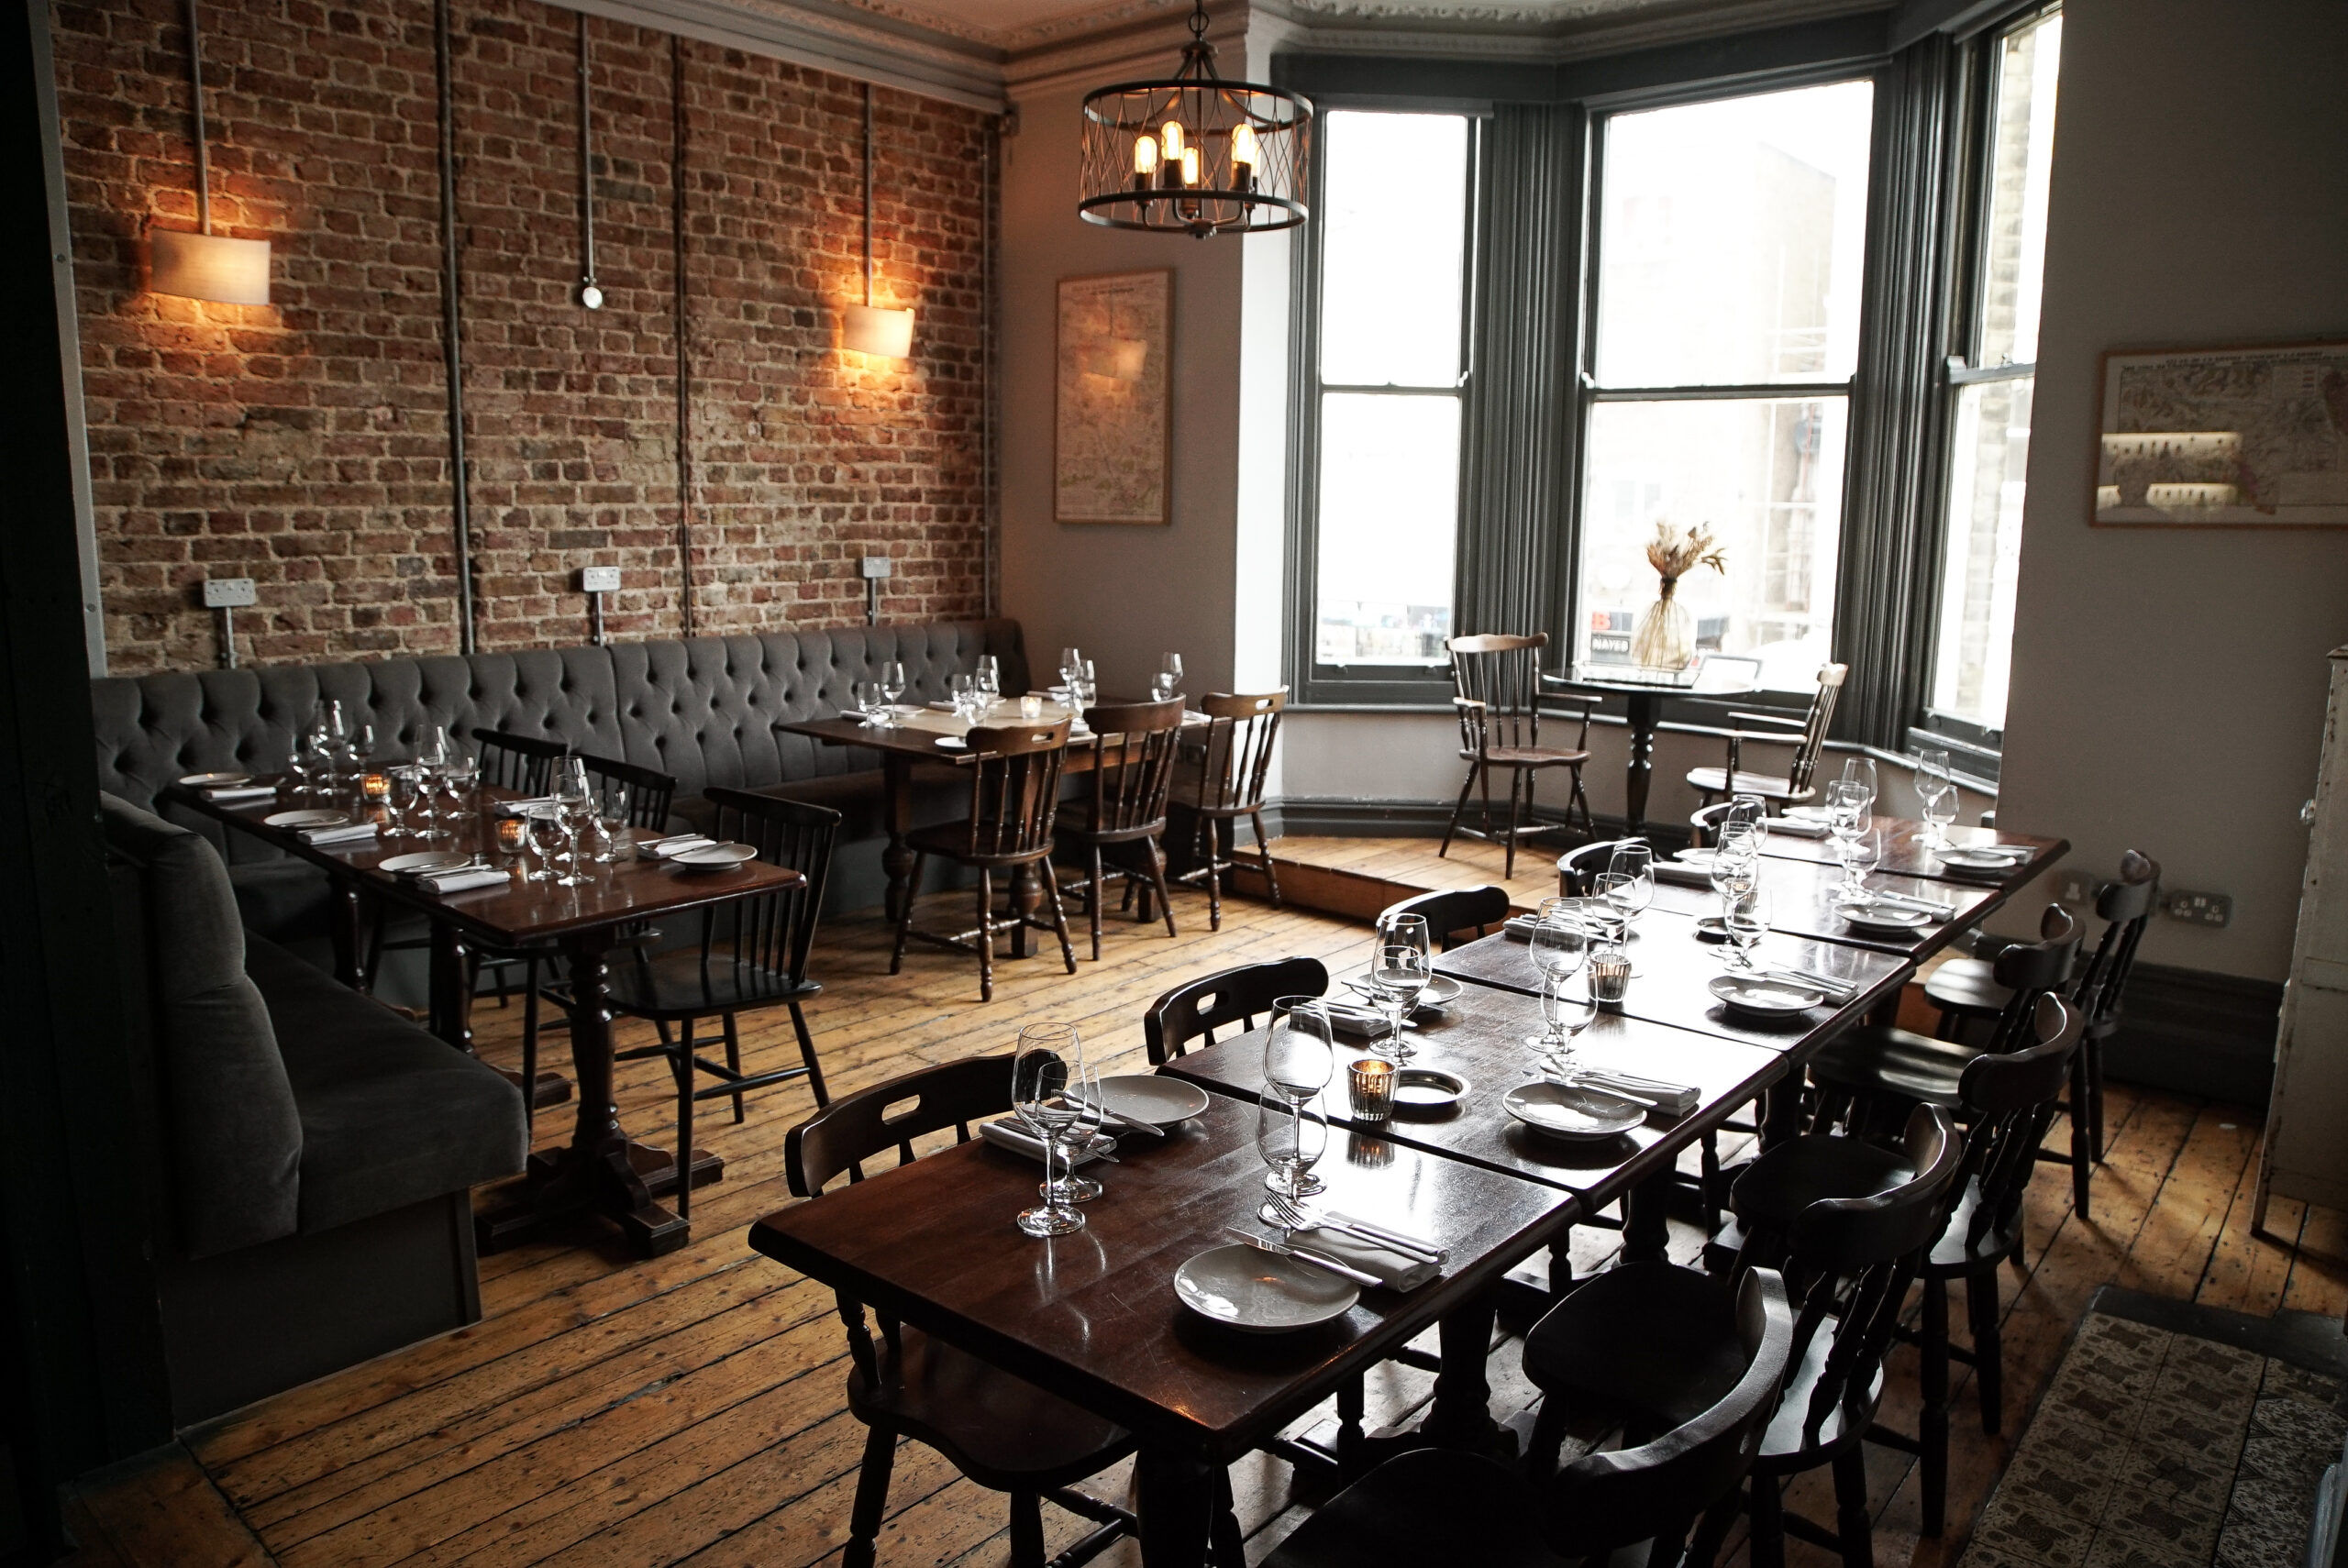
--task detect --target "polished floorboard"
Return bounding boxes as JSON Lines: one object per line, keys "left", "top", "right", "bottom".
{"left": 64, "top": 869, "right": 2343, "bottom": 1568}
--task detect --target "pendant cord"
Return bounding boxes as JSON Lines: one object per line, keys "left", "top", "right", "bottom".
{"left": 862, "top": 83, "right": 875, "bottom": 307}
{"left": 436, "top": 0, "right": 476, "bottom": 653}
{"left": 184, "top": 0, "right": 211, "bottom": 234}
{"left": 672, "top": 34, "right": 697, "bottom": 636}
{"left": 578, "top": 13, "right": 597, "bottom": 290}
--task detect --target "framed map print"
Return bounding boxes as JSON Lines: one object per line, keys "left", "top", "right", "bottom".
{"left": 2093, "top": 340, "right": 2348, "bottom": 527}
{"left": 1055, "top": 270, "right": 1171, "bottom": 525}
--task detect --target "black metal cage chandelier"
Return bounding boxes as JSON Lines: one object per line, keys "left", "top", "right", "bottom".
{"left": 1078, "top": 0, "right": 1312, "bottom": 238}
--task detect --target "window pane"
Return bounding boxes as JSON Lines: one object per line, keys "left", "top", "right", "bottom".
{"left": 1319, "top": 111, "right": 1469, "bottom": 388}
{"left": 1977, "top": 12, "right": 2062, "bottom": 369}
{"left": 1315, "top": 392, "right": 1460, "bottom": 665}
{"left": 1593, "top": 82, "right": 1875, "bottom": 388}
{"left": 1575, "top": 397, "right": 1847, "bottom": 690}
{"left": 1931, "top": 378, "right": 2032, "bottom": 729}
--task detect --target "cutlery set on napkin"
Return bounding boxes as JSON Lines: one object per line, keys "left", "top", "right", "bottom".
{"left": 638, "top": 834, "right": 716, "bottom": 859}
{"left": 205, "top": 784, "right": 279, "bottom": 804}
{"left": 491, "top": 795, "right": 560, "bottom": 818}
{"left": 415, "top": 864, "right": 510, "bottom": 894}
{"left": 298, "top": 821, "right": 379, "bottom": 847}
{"left": 1234, "top": 1221, "right": 1443, "bottom": 1291}
{"left": 1844, "top": 888, "right": 1957, "bottom": 920}
{"left": 978, "top": 1120, "right": 1111, "bottom": 1165}
{"left": 1560, "top": 1067, "right": 1700, "bottom": 1117}
{"left": 1755, "top": 966, "right": 1861, "bottom": 1003}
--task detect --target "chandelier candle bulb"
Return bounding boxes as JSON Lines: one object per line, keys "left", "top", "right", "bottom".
{"left": 1133, "top": 133, "right": 1158, "bottom": 186}
{"left": 1180, "top": 146, "right": 1201, "bottom": 187}
{"left": 1230, "top": 122, "right": 1258, "bottom": 189}
{"left": 1160, "top": 120, "right": 1184, "bottom": 162}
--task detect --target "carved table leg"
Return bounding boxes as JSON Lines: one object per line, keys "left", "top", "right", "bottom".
{"left": 327, "top": 878, "right": 364, "bottom": 988}
{"left": 880, "top": 755, "right": 915, "bottom": 923}
{"left": 1623, "top": 691, "right": 1662, "bottom": 839}
{"left": 1135, "top": 1446, "right": 1216, "bottom": 1568}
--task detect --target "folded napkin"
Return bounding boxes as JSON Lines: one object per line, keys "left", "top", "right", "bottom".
{"left": 1653, "top": 860, "right": 1716, "bottom": 889}
{"left": 493, "top": 796, "right": 559, "bottom": 817}
{"left": 1320, "top": 1209, "right": 1448, "bottom": 1264}
{"left": 1282, "top": 1228, "right": 1440, "bottom": 1291}
{"left": 1503, "top": 914, "right": 1538, "bottom": 941}
{"left": 205, "top": 785, "right": 278, "bottom": 803}
{"left": 1319, "top": 1001, "right": 1400, "bottom": 1040}
{"left": 1765, "top": 816, "right": 1831, "bottom": 838}
{"left": 640, "top": 834, "right": 715, "bottom": 860}
{"left": 1784, "top": 805, "right": 1834, "bottom": 823}
{"left": 978, "top": 1119, "right": 1104, "bottom": 1165}
{"left": 1759, "top": 967, "right": 1860, "bottom": 1004}
{"left": 418, "top": 867, "right": 509, "bottom": 895}
{"left": 1567, "top": 1068, "right": 1699, "bottom": 1117}
{"left": 299, "top": 822, "right": 379, "bottom": 847}
{"left": 1856, "top": 889, "right": 1956, "bottom": 919}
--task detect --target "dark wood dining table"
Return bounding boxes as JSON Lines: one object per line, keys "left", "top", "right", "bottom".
{"left": 166, "top": 778, "right": 802, "bottom": 1256}
{"left": 1541, "top": 664, "right": 1755, "bottom": 837}
{"left": 1754, "top": 818, "right": 2066, "bottom": 884}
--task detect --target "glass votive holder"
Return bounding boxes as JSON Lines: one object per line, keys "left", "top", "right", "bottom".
{"left": 360, "top": 771, "right": 390, "bottom": 813}
{"left": 1589, "top": 948, "right": 1633, "bottom": 1007}
{"left": 1019, "top": 694, "right": 1044, "bottom": 720}
{"left": 493, "top": 814, "right": 529, "bottom": 869}
{"left": 1348, "top": 1059, "right": 1397, "bottom": 1122}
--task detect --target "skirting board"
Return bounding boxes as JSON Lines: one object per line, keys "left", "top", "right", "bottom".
{"left": 1263, "top": 796, "right": 1689, "bottom": 852}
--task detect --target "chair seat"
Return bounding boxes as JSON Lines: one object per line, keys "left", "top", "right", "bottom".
{"left": 1926, "top": 1176, "right": 2015, "bottom": 1275}
{"left": 1729, "top": 1133, "right": 1914, "bottom": 1236}
{"left": 1810, "top": 1024, "right": 1980, "bottom": 1110}
{"left": 1467, "top": 745, "right": 1590, "bottom": 769}
{"left": 1168, "top": 784, "right": 1261, "bottom": 818}
{"left": 847, "top": 1326, "right": 1133, "bottom": 1493}
{"left": 1260, "top": 1447, "right": 1568, "bottom": 1568}
{"left": 602, "top": 948, "right": 813, "bottom": 1020}
{"left": 906, "top": 820, "right": 1055, "bottom": 866}
{"left": 1923, "top": 957, "right": 2010, "bottom": 1017}
{"left": 1685, "top": 767, "right": 1807, "bottom": 801}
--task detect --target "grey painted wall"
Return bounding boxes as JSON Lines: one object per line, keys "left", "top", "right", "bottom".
{"left": 1995, "top": 0, "right": 2348, "bottom": 981}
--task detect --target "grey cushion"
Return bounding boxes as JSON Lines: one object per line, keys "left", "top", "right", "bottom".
{"left": 243, "top": 936, "right": 525, "bottom": 1234}
{"left": 100, "top": 795, "right": 303, "bottom": 1258}
{"left": 229, "top": 858, "right": 334, "bottom": 943}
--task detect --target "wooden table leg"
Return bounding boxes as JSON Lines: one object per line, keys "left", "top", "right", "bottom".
{"left": 1135, "top": 1446, "right": 1217, "bottom": 1568}
{"left": 881, "top": 754, "right": 915, "bottom": 923}
{"left": 1624, "top": 692, "right": 1662, "bottom": 839}
{"left": 1419, "top": 1297, "right": 1514, "bottom": 1458}
{"left": 327, "top": 878, "right": 363, "bottom": 988}
{"left": 427, "top": 919, "right": 475, "bottom": 1052}
{"left": 1624, "top": 1172, "right": 1672, "bottom": 1263}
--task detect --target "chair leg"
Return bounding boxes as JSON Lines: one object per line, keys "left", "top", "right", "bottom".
{"left": 845, "top": 1425, "right": 895, "bottom": 1568}
{"left": 1525, "top": 1397, "right": 1570, "bottom": 1478}
{"left": 1440, "top": 763, "right": 1479, "bottom": 859}
{"left": 1008, "top": 1490, "right": 1046, "bottom": 1568}
{"left": 1687, "top": 1492, "right": 1740, "bottom": 1568}
{"left": 1087, "top": 845, "right": 1103, "bottom": 962}
{"left": 1570, "top": 767, "right": 1596, "bottom": 839}
{"left": 1502, "top": 767, "right": 1523, "bottom": 880}
{"left": 1203, "top": 822, "right": 1224, "bottom": 932}
{"left": 1149, "top": 838, "right": 1178, "bottom": 940}
{"left": 1479, "top": 757, "right": 1497, "bottom": 847}
{"left": 2085, "top": 1033, "right": 2108, "bottom": 1162}
{"left": 520, "top": 956, "right": 541, "bottom": 1136}
{"left": 889, "top": 852, "right": 923, "bottom": 976}
{"left": 789, "top": 999, "right": 830, "bottom": 1108}
{"left": 1045, "top": 867, "right": 1078, "bottom": 976}
{"left": 721, "top": 1011, "right": 747, "bottom": 1124}
{"left": 1970, "top": 1270, "right": 2004, "bottom": 1435}
{"left": 1699, "top": 1129, "right": 1724, "bottom": 1237}
{"left": 1747, "top": 1474, "right": 1786, "bottom": 1568}
{"left": 1832, "top": 1449, "right": 1874, "bottom": 1568}
{"left": 2069, "top": 1055, "right": 2093, "bottom": 1218}
{"left": 1211, "top": 1471, "right": 1246, "bottom": 1568}
{"left": 672, "top": 1017, "right": 697, "bottom": 1221}
{"left": 976, "top": 871, "right": 994, "bottom": 1003}
{"left": 1921, "top": 1274, "right": 1949, "bottom": 1537}
{"left": 1252, "top": 812, "right": 1279, "bottom": 905}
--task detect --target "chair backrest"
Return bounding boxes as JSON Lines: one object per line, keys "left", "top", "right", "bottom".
{"left": 1786, "top": 664, "right": 1849, "bottom": 795}
{"left": 1751, "top": 1104, "right": 1960, "bottom": 1453}
{"left": 1953, "top": 995, "right": 2084, "bottom": 1253}
{"left": 578, "top": 751, "right": 678, "bottom": 831}
{"left": 1448, "top": 633, "right": 1548, "bottom": 756}
{"left": 1689, "top": 801, "right": 1737, "bottom": 847}
{"left": 1082, "top": 698, "right": 1186, "bottom": 836}
{"left": 2073, "top": 850, "right": 2159, "bottom": 1030}
{"left": 1380, "top": 886, "right": 1511, "bottom": 951}
{"left": 785, "top": 1053, "right": 1013, "bottom": 1198}
{"left": 1982, "top": 903, "right": 2081, "bottom": 1053}
{"left": 1538, "top": 1268, "right": 1795, "bottom": 1562}
{"left": 1143, "top": 956, "right": 1331, "bottom": 1066}
{"left": 1191, "top": 690, "right": 1284, "bottom": 816}
{"left": 474, "top": 727, "right": 567, "bottom": 795}
{"left": 1558, "top": 837, "right": 1644, "bottom": 896}
{"left": 957, "top": 719, "right": 1071, "bottom": 859}
{"left": 703, "top": 787, "right": 842, "bottom": 986}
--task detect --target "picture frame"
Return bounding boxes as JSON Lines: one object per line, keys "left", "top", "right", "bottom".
{"left": 1054, "top": 269, "right": 1173, "bottom": 525}
{"left": 2090, "top": 339, "right": 2348, "bottom": 529}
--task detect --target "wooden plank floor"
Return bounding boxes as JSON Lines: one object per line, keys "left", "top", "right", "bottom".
{"left": 65, "top": 877, "right": 2345, "bottom": 1568}
{"left": 1259, "top": 832, "right": 1562, "bottom": 915}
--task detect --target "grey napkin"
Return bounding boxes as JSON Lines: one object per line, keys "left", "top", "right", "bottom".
{"left": 1568, "top": 1068, "right": 1699, "bottom": 1116}
{"left": 205, "top": 785, "right": 278, "bottom": 803}
{"left": 1653, "top": 860, "right": 1715, "bottom": 889}
{"left": 418, "top": 867, "right": 509, "bottom": 894}
{"left": 979, "top": 1119, "right": 1104, "bottom": 1166}
{"left": 640, "top": 834, "right": 715, "bottom": 860}
{"left": 299, "top": 822, "right": 379, "bottom": 847}
{"left": 1858, "top": 889, "right": 1956, "bottom": 919}
{"left": 1284, "top": 1228, "right": 1440, "bottom": 1290}
{"left": 1766, "top": 816, "right": 1831, "bottom": 838}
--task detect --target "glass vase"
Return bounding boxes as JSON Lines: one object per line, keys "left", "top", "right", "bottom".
{"left": 1629, "top": 577, "right": 1696, "bottom": 671}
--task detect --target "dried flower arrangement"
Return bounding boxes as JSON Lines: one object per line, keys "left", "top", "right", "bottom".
{"left": 1629, "top": 522, "right": 1726, "bottom": 670}
{"left": 1645, "top": 521, "right": 1727, "bottom": 584}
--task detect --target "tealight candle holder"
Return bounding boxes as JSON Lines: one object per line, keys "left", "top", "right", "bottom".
{"left": 1589, "top": 949, "right": 1633, "bottom": 1007}
{"left": 1019, "top": 694, "right": 1044, "bottom": 720}
{"left": 1347, "top": 1058, "right": 1397, "bottom": 1122}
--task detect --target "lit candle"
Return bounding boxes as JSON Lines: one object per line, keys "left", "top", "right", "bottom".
{"left": 1230, "top": 123, "right": 1258, "bottom": 192}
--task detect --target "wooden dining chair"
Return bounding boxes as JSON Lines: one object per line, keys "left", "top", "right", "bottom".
{"left": 1379, "top": 885, "right": 1511, "bottom": 951}
{"left": 1522, "top": 1106, "right": 1960, "bottom": 1568}
{"left": 1263, "top": 1268, "right": 1791, "bottom": 1568}
{"left": 1684, "top": 663, "right": 1848, "bottom": 812}
{"left": 1556, "top": 837, "right": 1644, "bottom": 896}
{"left": 1142, "top": 956, "right": 1330, "bottom": 1066}
{"left": 472, "top": 726, "right": 566, "bottom": 795}
{"left": 576, "top": 750, "right": 678, "bottom": 833}
{"left": 1441, "top": 633, "right": 1597, "bottom": 879}
{"left": 1057, "top": 697, "right": 1184, "bottom": 961}
{"left": 784, "top": 1055, "right": 1241, "bottom": 1568}
{"left": 1170, "top": 689, "right": 1285, "bottom": 929}
{"left": 603, "top": 791, "right": 841, "bottom": 1217}
{"left": 890, "top": 719, "right": 1079, "bottom": 1002}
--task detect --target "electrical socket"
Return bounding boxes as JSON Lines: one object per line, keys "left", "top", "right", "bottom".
{"left": 577, "top": 566, "right": 621, "bottom": 593}
{"left": 2163, "top": 890, "right": 2233, "bottom": 928}
{"left": 201, "top": 578, "right": 257, "bottom": 608}
{"left": 859, "top": 556, "right": 892, "bottom": 580}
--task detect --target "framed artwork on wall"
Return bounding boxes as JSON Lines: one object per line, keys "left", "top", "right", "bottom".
{"left": 1055, "top": 269, "right": 1172, "bottom": 525}
{"left": 2092, "top": 339, "right": 2348, "bottom": 528}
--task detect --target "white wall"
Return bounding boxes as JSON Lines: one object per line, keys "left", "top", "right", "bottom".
{"left": 1995, "top": 0, "right": 2348, "bottom": 981}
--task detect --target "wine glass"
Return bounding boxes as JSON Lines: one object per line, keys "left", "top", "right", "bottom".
{"left": 414, "top": 724, "right": 451, "bottom": 840}
{"left": 1727, "top": 793, "right": 1770, "bottom": 844}
{"left": 880, "top": 661, "right": 908, "bottom": 715}
{"left": 285, "top": 730, "right": 318, "bottom": 803}
{"left": 1841, "top": 756, "right": 1879, "bottom": 813}
{"left": 1012, "top": 1023, "right": 1086, "bottom": 1238}
{"left": 1836, "top": 827, "right": 1882, "bottom": 898}
{"left": 949, "top": 672, "right": 981, "bottom": 723}
{"left": 1916, "top": 748, "right": 1957, "bottom": 847}
{"left": 1525, "top": 903, "right": 1595, "bottom": 1067}
{"left": 976, "top": 655, "right": 1002, "bottom": 704}
{"left": 1824, "top": 778, "right": 1872, "bottom": 856}
{"left": 1050, "top": 1056, "right": 1110, "bottom": 1205}
{"left": 526, "top": 804, "right": 565, "bottom": 881}
{"left": 1153, "top": 653, "right": 1184, "bottom": 701}
{"left": 382, "top": 765, "right": 420, "bottom": 841}
{"left": 1604, "top": 844, "right": 1655, "bottom": 931}
{"left": 1723, "top": 885, "right": 1770, "bottom": 969}
{"left": 440, "top": 746, "right": 478, "bottom": 826}
{"left": 1257, "top": 1096, "right": 1328, "bottom": 1200}
{"left": 1262, "top": 1002, "right": 1335, "bottom": 1200}
{"left": 550, "top": 758, "right": 593, "bottom": 885}
{"left": 1058, "top": 646, "right": 1083, "bottom": 689}
{"left": 854, "top": 679, "right": 891, "bottom": 727}
{"left": 1074, "top": 660, "right": 1097, "bottom": 710}
{"left": 1367, "top": 944, "right": 1431, "bottom": 1063}
{"left": 593, "top": 783, "right": 630, "bottom": 863}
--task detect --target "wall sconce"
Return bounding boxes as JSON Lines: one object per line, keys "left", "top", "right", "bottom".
{"left": 150, "top": 0, "right": 271, "bottom": 305}
{"left": 841, "top": 83, "right": 913, "bottom": 360}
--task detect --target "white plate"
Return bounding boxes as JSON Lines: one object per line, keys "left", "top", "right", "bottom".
{"left": 1093, "top": 1074, "right": 1211, "bottom": 1126}
{"left": 381, "top": 851, "right": 470, "bottom": 875}
{"left": 934, "top": 736, "right": 968, "bottom": 750}
{"left": 1934, "top": 846, "right": 2029, "bottom": 878}
{"left": 1174, "top": 1243, "right": 1358, "bottom": 1333}
{"left": 1502, "top": 1081, "right": 1646, "bottom": 1142}
{"left": 1391, "top": 1066, "right": 1468, "bottom": 1110}
{"left": 673, "top": 842, "right": 758, "bottom": 870}
{"left": 264, "top": 809, "right": 348, "bottom": 829}
{"left": 178, "top": 771, "right": 251, "bottom": 788}
{"left": 1836, "top": 902, "right": 1933, "bottom": 933}
{"left": 1708, "top": 974, "right": 1822, "bottom": 1017}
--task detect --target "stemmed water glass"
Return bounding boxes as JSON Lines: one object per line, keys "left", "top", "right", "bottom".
{"left": 1368, "top": 912, "right": 1433, "bottom": 1061}
{"left": 855, "top": 679, "right": 892, "bottom": 728}
{"left": 1013, "top": 1023, "right": 1088, "bottom": 1238}
{"left": 592, "top": 783, "right": 630, "bottom": 863}
{"left": 382, "top": 765, "right": 421, "bottom": 841}
{"left": 1261, "top": 1001, "right": 1335, "bottom": 1202}
{"left": 975, "top": 655, "right": 1002, "bottom": 708}
{"left": 525, "top": 805, "right": 565, "bottom": 882}
{"left": 1048, "top": 1057, "right": 1111, "bottom": 1206}
{"left": 1916, "top": 747, "right": 1957, "bottom": 847}
{"left": 550, "top": 757, "right": 593, "bottom": 885}
{"left": 1835, "top": 827, "right": 1882, "bottom": 898}
{"left": 1153, "top": 653, "right": 1184, "bottom": 702}
{"left": 880, "top": 661, "right": 908, "bottom": 717}
{"left": 1058, "top": 647, "right": 1084, "bottom": 690}
{"left": 1605, "top": 844, "right": 1655, "bottom": 931}
{"left": 413, "top": 725, "right": 451, "bottom": 840}
{"left": 1257, "top": 1097, "right": 1327, "bottom": 1202}
{"left": 1524, "top": 898, "right": 1596, "bottom": 1072}
{"left": 949, "top": 673, "right": 984, "bottom": 725}
{"left": 440, "top": 745, "right": 478, "bottom": 827}
{"left": 1722, "top": 885, "right": 1770, "bottom": 969}
{"left": 1841, "top": 756, "right": 1879, "bottom": 815}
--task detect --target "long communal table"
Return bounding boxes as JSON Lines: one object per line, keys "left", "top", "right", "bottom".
{"left": 748, "top": 815, "right": 2066, "bottom": 1568}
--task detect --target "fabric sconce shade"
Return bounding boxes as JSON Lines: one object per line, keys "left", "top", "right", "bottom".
{"left": 843, "top": 304, "right": 914, "bottom": 359}
{"left": 150, "top": 228, "right": 271, "bottom": 305}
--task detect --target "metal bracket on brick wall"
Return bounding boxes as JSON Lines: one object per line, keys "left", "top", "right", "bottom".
{"left": 435, "top": 0, "right": 476, "bottom": 654}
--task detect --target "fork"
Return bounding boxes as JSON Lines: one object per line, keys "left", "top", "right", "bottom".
{"left": 1265, "top": 1192, "right": 1442, "bottom": 1262}
{"left": 1224, "top": 1228, "right": 1380, "bottom": 1287}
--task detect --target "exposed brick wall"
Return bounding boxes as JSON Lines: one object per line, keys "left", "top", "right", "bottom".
{"left": 51, "top": 0, "right": 992, "bottom": 675}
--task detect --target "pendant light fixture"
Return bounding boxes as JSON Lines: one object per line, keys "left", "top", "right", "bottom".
{"left": 842, "top": 83, "right": 914, "bottom": 359}
{"left": 575, "top": 12, "right": 604, "bottom": 310}
{"left": 1077, "top": 0, "right": 1311, "bottom": 238}
{"left": 150, "top": 0, "right": 271, "bottom": 304}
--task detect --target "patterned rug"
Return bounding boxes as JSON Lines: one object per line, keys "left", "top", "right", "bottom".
{"left": 1964, "top": 1287, "right": 2348, "bottom": 1568}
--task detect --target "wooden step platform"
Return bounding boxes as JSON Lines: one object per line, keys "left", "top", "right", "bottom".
{"left": 1234, "top": 833, "right": 1560, "bottom": 924}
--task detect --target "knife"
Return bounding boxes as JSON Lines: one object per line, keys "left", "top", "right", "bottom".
{"left": 1075, "top": 1098, "right": 1165, "bottom": 1138}
{"left": 1224, "top": 1228, "right": 1381, "bottom": 1287}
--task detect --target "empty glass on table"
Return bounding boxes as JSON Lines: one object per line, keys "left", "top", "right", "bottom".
{"left": 1524, "top": 897, "right": 1597, "bottom": 1072}
{"left": 1012, "top": 1023, "right": 1089, "bottom": 1238}
{"left": 1604, "top": 844, "right": 1655, "bottom": 931}
{"left": 1915, "top": 747, "right": 1958, "bottom": 846}
{"left": 1834, "top": 826, "right": 1882, "bottom": 896}
{"left": 1841, "top": 756, "right": 1879, "bottom": 814}
{"left": 1048, "top": 1056, "right": 1110, "bottom": 1206}
{"left": 879, "top": 661, "right": 909, "bottom": 715}
{"left": 854, "top": 679, "right": 892, "bottom": 727}
{"left": 1261, "top": 1000, "right": 1335, "bottom": 1200}
{"left": 524, "top": 805, "right": 565, "bottom": 882}
{"left": 550, "top": 757, "right": 593, "bottom": 885}
{"left": 975, "top": 655, "right": 1002, "bottom": 705}
{"left": 1153, "top": 653, "right": 1184, "bottom": 701}
{"left": 1257, "top": 1096, "right": 1328, "bottom": 1200}
{"left": 1722, "top": 884, "right": 1769, "bottom": 968}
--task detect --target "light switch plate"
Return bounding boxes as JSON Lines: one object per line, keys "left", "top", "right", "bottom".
{"left": 578, "top": 566, "right": 621, "bottom": 593}
{"left": 859, "top": 556, "right": 892, "bottom": 580}
{"left": 201, "top": 578, "right": 257, "bottom": 608}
